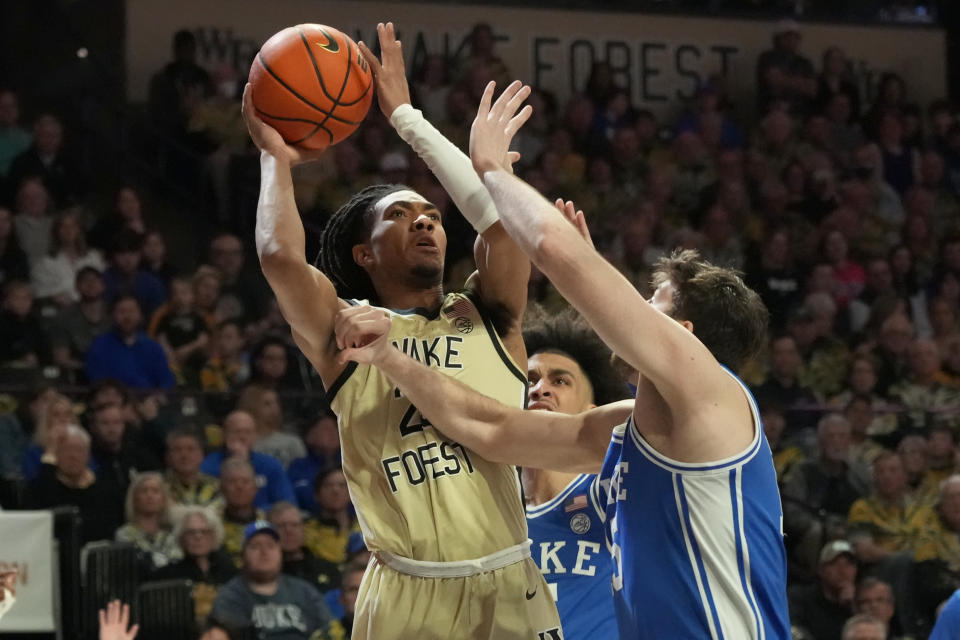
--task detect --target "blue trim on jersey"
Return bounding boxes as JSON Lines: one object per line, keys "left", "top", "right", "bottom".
{"left": 630, "top": 416, "right": 762, "bottom": 474}
{"left": 677, "top": 475, "right": 725, "bottom": 640}
{"left": 731, "top": 468, "right": 764, "bottom": 639}
{"left": 526, "top": 474, "right": 589, "bottom": 518}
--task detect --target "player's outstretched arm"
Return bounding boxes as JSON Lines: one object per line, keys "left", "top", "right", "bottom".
{"left": 334, "top": 304, "right": 631, "bottom": 472}
{"left": 359, "top": 23, "right": 529, "bottom": 345}
{"left": 470, "top": 82, "right": 727, "bottom": 408}
{"left": 242, "top": 84, "right": 342, "bottom": 383}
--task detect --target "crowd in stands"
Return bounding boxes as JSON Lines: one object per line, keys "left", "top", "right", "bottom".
{"left": 0, "top": 15, "right": 960, "bottom": 640}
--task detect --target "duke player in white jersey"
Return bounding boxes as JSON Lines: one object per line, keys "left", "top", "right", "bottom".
{"left": 522, "top": 308, "right": 629, "bottom": 639}
{"left": 334, "top": 82, "right": 791, "bottom": 639}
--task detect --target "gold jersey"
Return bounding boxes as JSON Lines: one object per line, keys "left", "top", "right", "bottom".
{"left": 328, "top": 292, "right": 528, "bottom": 562}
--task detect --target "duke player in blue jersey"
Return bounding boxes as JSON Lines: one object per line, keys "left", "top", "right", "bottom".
{"left": 522, "top": 309, "right": 628, "bottom": 639}
{"left": 333, "top": 81, "right": 790, "bottom": 639}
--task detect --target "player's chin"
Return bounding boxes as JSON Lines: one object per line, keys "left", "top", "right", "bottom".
{"left": 409, "top": 260, "right": 444, "bottom": 284}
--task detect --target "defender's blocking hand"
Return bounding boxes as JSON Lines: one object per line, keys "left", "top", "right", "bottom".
{"left": 470, "top": 80, "right": 532, "bottom": 176}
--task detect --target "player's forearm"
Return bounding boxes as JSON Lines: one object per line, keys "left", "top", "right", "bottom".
{"left": 255, "top": 152, "right": 306, "bottom": 261}
{"left": 481, "top": 169, "right": 581, "bottom": 264}
{"left": 391, "top": 105, "right": 499, "bottom": 233}
{"left": 376, "top": 347, "right": 513, "bottom": 459}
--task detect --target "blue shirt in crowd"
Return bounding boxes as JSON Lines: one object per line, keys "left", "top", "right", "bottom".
{"left": 201, "top": 450, "right": 296, "bottom": 510}
{"left": 287, "top": 451, "right": 341, "bottom": 512}
{"left": 84, "top": 330, "right": 175, "bottom": 390}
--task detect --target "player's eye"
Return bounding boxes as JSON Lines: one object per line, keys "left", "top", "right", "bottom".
{"left": 391, "top": 210, "right": 405, "bottom": 218}
{"left": 429, "top": 213, "right": 441, "bottom": 221}
{"left": 554, "top": 376, "right": 569, "bottom": 386}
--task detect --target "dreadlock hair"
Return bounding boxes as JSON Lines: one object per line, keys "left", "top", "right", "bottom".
{"left": 315, "top": 183, "right": 411, "bottom": 304}
{"left": 651, "top": 249, "right": 768, "bottom": 372}
{"left": 522, "top": 305, "right": 629, "bottom": 406}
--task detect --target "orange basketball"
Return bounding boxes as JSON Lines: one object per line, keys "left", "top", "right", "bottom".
{"left": 248, "top": 24, "right": 373, "bottom": 150}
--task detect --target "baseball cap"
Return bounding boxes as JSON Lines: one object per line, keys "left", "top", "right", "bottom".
{"left": 819, "top": 539, "right": 855, "bottom": 564}
{"left": 242, "top": 520, "right": 279, "bottom": 546}
{"left": 774, "top": 19, "right": 800, "bottom": 36}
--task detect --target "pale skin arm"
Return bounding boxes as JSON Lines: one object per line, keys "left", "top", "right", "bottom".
{"left": 470, "top": 82, "right": 731, "bottom": 412}
{"left": 360, "top": 24, "right": 530, "bottom": 359}
{"left": 241, "top": 84, "right": 343, "bottom": 384}
{"left": 333, "top": 304, "right": 632, "bottom": 472}
{"left": 470, "top": 83, "right": 753, "bottom": 461}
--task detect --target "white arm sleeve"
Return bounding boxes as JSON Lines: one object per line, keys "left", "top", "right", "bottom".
{"left": 390, "top": 104, "right": 499, "bottom": 234}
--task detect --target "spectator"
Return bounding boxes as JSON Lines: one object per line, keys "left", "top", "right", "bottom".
{"left": 842, "top": 394, "right": 887, "bottom": 474}
{"left": 924, "top": 426, "right": 959, "bottom": 492}
{"left": 102, "top": 230, "right": 166, "bottom": 316}
{"left": 191, "top": 265, "right": 222, "bottom": 326}
{"left": 888, "top": 337, "right": 959, "bottom": 432}
{"left": 154, "top": 506, "right": 236, "bottom": 624}
{"left": 288, "top": 411, "right": 341, "bottom": 512}
{"left": 853, "top": 578, "right": 902, "bottom": 640}
{"left": 789, "top": 540, "right": 858, "bottom": 640}
{"left": 897, "top": 434, "right": 931, "bottom": 501}
{"left": 115, "top": 471, "right": 182, "bottom": 569}
{"left": 268, "top": 501, "right": 340, "bottom": 594}
{"left": 782, "top": 414, "right": 868, "bottom": 570}
{"left": 745, "top": 228, "right": 803, "bottom": 332}
{"left": 164, "top": 427, "right": 222, "bottom": 509}
{"left": 866, "top": 73, "right": 910, "bottom": 137}
{"left": 336, "top": 560, "right": 365, "bottom": 637}
{"left": 248, "top": 335, "right": 300, "bottom": 391}
{"left": 873, "top": 312, "right": 915, "bottom": 395}
{"left": 0, "top": 205, "right": 29, "bottom": 288}
{"left": 0, "top": 279, "right": 48, "bottom": 367}
{"left": 20, "top": 392, "right": 78, "bottom": 480}
{"left": 218, "top": 456, "right": 265, "bottom": 565}
{"left": 761, "top": 404, "right": 804, "bottom": 481}
{"left": 755, "top": 19, "right": 816, "bottom": 115}
{"left": 304, "top": 467, "right": 360, "bottom": 565}
{"left": 27, "top": 424, "right": 122, "bottom": 543}
{"left": 200, "top": 410, "right": 296, "bottom": 509}
{"left": 11, "top": 177, "right": 54, "bottom": 266}
{"left": 847, "top": 452, "right": 935, "bottom": 564}
{"left": 815, "top": 47, "right": 860, "bottom": 117}
{"left": 88, "top": 403, "right": 161, "bottom": 504}
{"left": 84, "top": 295, "right": 175, "bottom": 389}
{"left": 150, "top": 275, "right": 210, "bottom": 386}
{"left": 697, "top": 204, "right": 743, "bottom": 270}
{"left": 141, "top": 230, "right": 177, "bottom": 288}
{"left": 209, "top": 521, "right": 338, "bottom": 639}
{"left": 88, "top": 186, "right": 147, "bottom": 253}
{"left": 30, "top": 210, "right": 104, "bottom": 306}
{"left": 914, "top": 476, "right": 960, "bottom": 625}
{"left": 0, "top": 89, "right": 31, "bottom": 178}
{"left": 849, "top": 258, "right": 897, "bottom": 336}
{"left": 239, "top": 384, "right": 305, "bottom": 468}
{"left": 877, "top": 112, "right": 920, "bottom": 196}
{"left": 753, "top": 333, "right": 817, "bottom": 433}
{"left": 6, "top": 113, "right": 85, "bottom": 208}
{"left": 841, "top": 613, "right": 887, "bottom": 640}
{"left": 823, "top": 230, "right": 866, "bottom": 308}
{"left": 199, "top": 319, "right": 249, "bottom": 392}
{"left": 208, "top": 233, "right": 268, "bottom": 324}
{"left": 928, "top": 296, "right": 960, "bottom": 357}
{"left": 49, "top": 266, "right": 110, "bottom": 376}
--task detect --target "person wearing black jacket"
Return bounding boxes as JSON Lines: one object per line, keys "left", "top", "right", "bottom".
{"left": 28, "top": 424, "right": 122, "bottom": 543}
{"left": 88, "top": 403, "right": 161, "bottom": 509}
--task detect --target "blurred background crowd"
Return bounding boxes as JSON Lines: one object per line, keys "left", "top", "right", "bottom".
{"left": 1, "top": 0, "right": 960, "bottom": 638}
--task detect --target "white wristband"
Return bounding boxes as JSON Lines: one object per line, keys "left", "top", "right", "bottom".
{"left": 390, "top": 104, "right": 500, "bottom": 234}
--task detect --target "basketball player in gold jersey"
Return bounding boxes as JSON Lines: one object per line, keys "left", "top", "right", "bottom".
{"left": 242, "top": 21, "right": 561, "bottom": 640}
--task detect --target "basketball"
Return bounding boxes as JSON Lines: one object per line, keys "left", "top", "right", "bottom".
{"left": 248, "top": 24, "right": 373, "bottom": 150}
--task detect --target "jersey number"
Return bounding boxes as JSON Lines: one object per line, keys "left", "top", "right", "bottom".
{"left": 399, "top": 404, "right": 432, "bottom": 437}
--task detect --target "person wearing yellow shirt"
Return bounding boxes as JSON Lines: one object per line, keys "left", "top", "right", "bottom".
{"left": 848, "top": 452, "right": 936, "bottom": 564}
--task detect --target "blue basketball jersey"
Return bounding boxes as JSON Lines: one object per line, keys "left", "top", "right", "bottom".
{"left": 590, "top": 373, "right": 790, "bottom": 639}
{"left": 527, "top": 474, "right": 618, "bottom": 640}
